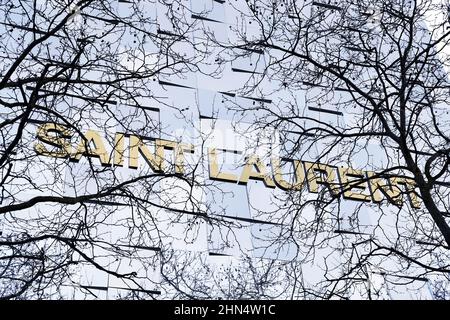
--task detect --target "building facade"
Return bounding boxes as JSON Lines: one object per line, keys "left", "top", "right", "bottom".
{"left": 1, "top": 0, "right": 449, "bottom": 299}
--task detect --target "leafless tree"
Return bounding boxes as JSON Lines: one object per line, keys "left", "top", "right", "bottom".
{"left": 3, "top": 0, "right": 450, "bottom": 301}
{"left": 204, "top": 0, "right": 450, "bottom": 299}
{"left": 0, "top": 0, "right": 220, "bottom": 299}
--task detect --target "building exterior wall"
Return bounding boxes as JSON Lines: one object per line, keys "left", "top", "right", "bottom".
{"left": 1, "top": 0, "right": 449, "bottom": 299}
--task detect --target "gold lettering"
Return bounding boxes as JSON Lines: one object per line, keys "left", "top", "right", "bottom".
{"left": 392, "top": 176, "right": 421, "bottom": 209}
{"left": 294, "top": 160, "right": 305, "bottom": 190}
{"left": 72, "top": 130, "right": 110, "bottom": 165}
{"left": 157, "top": 139, "right": 194, "bottom": 174}
{"left": 33, "top": 123, "right": 420, "bottom": 209}
{"left": 240, "top": 155, "right": 276, "bottom": 188}
{"left": 129, "top": 135, "right": 164, "bottom": 172}
{"left": 338, "top": 167, "right": 371, "bottom": 201}
{"left": 367, "top": 172, "right": 403, "bottom": 206}
{"left": 304, "top": 162, "right": 340, "bottom": 195}
{"left": 113, "top": 133, "right": 125, "bottom": 166}
{"left": 272, "top": 158, "right": 304, "bottom": 190}
{"left": 34, "top": 123, "right": 72, "bottom": 158}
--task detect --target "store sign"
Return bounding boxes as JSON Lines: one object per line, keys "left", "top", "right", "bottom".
{"left": 34, "top": 123, "right": 421, "bottom": 208}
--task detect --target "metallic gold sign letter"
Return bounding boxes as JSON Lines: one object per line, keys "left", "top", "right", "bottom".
{"left": 72, "top": 130, "right": 111, "bottom": 165}
{"left": 272, "top": 158, "right": 303, "bottom": 190}
{"left": 338, "top": 167, "right": 371, "bottom": 202}
{"left": 240, "top": 155, "right": 276, "bottom": 188}
{"left": 304, "top": 162, "right": 340, "bottom": 196}
{"left": 35, "top": 123, "right": 72, "bottom": 158}
{"left": 129, "top": 135, "right": 164, "bottom": 172}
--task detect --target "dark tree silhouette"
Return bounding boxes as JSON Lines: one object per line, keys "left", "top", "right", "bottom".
{"left": 0, "top": 0, "right": 212, "bottom": 299}
{"left": 2, "top": 0, "right": 450, "bottom": 300}
{"left": 204, "top": 0, "right": 450, "bottom": 299}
